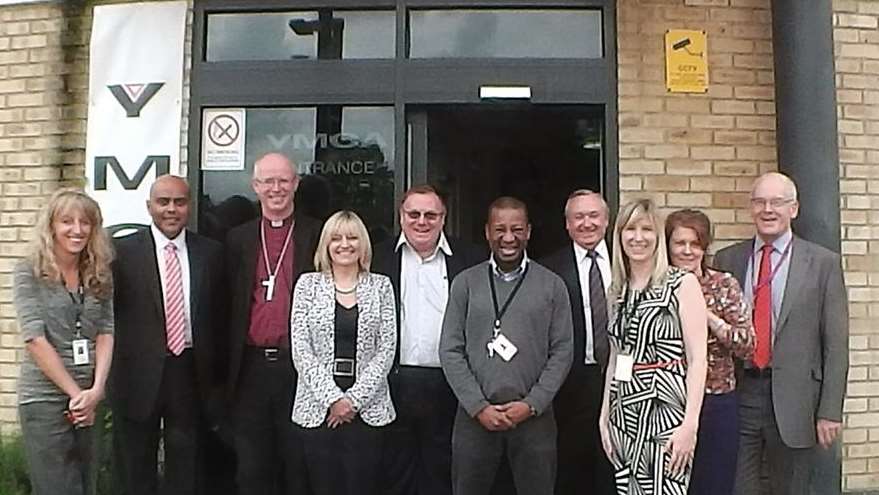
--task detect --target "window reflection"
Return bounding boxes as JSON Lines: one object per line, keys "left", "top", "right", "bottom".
{"left": 409, "top": 9, "right": 603, "bottom": 59}
{"left": 200, "top": 107, "right": 395, "bottom": 244}
{"left": 206, "top": 10, "right": 395, "bottom": 61}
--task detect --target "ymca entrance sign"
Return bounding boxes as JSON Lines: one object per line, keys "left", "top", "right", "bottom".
{"left": 85, "top": 1, "right": 187, "bottom": 230}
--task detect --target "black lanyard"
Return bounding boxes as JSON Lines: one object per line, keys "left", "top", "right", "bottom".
{"left": 614, "top": 285, "right": 643, "bottom": 353}
{"left": 487, "top": 263, "right": 529, "bottom": 331}
{"left": 67, "top": 284, "right": 84, "bottom": 337}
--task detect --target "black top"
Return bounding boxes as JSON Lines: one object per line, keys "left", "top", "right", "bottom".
{"left": 334, "top": 302, "right": 359, "bottom": 390}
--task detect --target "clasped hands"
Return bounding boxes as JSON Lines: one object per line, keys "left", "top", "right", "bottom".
{"left": 67, "top": 387, "right": 103, "bottom": 427}
{"left": 327, "top": 397, "right": 357, "bottom": 429}
{"left": 476, "top": 401, "right": 532, "bottom": 432}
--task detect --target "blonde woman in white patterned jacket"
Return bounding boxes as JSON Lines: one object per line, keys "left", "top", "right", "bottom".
{"left": 290, "top": 210, "right": 397, "bottom": 495}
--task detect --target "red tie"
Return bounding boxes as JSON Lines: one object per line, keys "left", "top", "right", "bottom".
{"left": 753, "top": 244, "right": 773, "bottom": 369}
{"left": 163, "top": 243, "right": 186, "bottom": 356}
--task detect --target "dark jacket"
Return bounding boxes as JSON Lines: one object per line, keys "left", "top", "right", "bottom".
{"left": 223, "top": 212, "right": 322, "bottom": 401}
{"left": 110, "top": 228, "right": 224, "bottom": 422}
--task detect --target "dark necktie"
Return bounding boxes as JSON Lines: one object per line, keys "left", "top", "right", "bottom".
{"left": 586, "top": 250, "right": 609, "bottom": 368}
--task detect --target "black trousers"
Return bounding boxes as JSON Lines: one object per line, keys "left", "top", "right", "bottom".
{"left": 553, "top": 365, "right": 615, "bottom": 495}
{"left": 452, "top": 406, "right": 557, "bottom": 495}
{"left": 300, "top": 418, "right": 383, "bottom": 495}
{"left": 383, "top": 366, "right": 458, "bottom": 495}
{"left": 114, "top": 350, "right": 200, "bottom": 495}
{"left": 229, "top": 347, "right": 308, "bottom": 495}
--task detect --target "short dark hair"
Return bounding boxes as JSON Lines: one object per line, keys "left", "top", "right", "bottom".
{"left": 487, "top": 196, "right": 529, "bottom": 223}
{"left": 665, "top": 209, "right": 712, "bottom": 270}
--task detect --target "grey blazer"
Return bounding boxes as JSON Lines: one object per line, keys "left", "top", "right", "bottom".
{"left": 290, "top": 271, "right": 397, "bottom": 427}
{"left": 713, "top": 235, "right": 849, "bottom": 448}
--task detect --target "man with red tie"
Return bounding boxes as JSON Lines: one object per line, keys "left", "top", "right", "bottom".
{"left": 714, "top": 172, "right": 849, "bottom": 495}
{"left": 111, "top": 175, "right": 224, "bottom": 495}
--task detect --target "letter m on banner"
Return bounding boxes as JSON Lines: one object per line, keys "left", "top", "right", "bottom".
{"left": 93, "top": 156, "right": 170, "bottom": 190}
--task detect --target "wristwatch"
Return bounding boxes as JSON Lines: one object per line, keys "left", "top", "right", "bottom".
{"left": 529, "top": 404, "right": 537, "bottom": 417}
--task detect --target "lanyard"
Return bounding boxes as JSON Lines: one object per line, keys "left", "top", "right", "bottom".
{"left": 487, "top": 263, "right": 529, "bottom": 336}
{"left": 614, "top": 285, "right": 642, "bottom": 353}
{"left": 260, "top": 219, "right": 294, "bottom": 284}
{"left": 67, "top": 284, "right": 84, "bottom": 338}
{"left": 750, "top": 238, "right": 792, "bottom": 295}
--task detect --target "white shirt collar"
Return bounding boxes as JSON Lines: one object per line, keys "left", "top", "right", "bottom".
{"left": 150, "top": 224, "right": 186, "bottom": 251}
{"left": 489, "top": 251, "right": 529, "bottom": 280}
{"left": 395, "top": 231, "right": 453, "bottom": 259}
{"left": 754, "top": 229, "right": 792, "bottom": 255}
{"left": 573, "top": 239, "right": 609, "bottom": 265}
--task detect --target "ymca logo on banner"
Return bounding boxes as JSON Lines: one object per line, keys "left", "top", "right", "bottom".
{"left": 85, "top": 1, "right": 187, "bottom": 231}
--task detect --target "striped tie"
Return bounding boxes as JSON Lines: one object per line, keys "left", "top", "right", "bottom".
{"left": 163, "top": 243, "right": 186, "bottom": 356}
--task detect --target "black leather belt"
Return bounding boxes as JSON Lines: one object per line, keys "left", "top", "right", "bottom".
{"left": 744, "top": 367, "right": 772, "bottom": 379}
{"left": 244, "top": 345, "right": 289, "bottom": 363}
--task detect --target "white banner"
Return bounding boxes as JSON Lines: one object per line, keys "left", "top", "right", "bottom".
{"left": 85, "top": 1, "right": 187, "bottom": 230}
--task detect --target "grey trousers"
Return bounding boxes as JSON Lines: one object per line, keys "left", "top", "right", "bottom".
{"left": 19, "top": 400, "right": 99, "bottom": 495}
{"left": 451, "top": 406, "right": 557, "bottom": 495}
{"left": 734, "top": 375, "right": 814, "bottom": 495}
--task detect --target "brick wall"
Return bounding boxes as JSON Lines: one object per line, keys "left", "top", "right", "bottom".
{"left": 617, "top": 0, "right": 775, "bottom": 242}
{"left": 833, "top": 0, "right": 879, "bottom": 492}
{"left": 0, "top": 0, "right": 192, "bottom": 435}
{"left": 0, "top": 1, "right": 76, "bottom": 433}
{"left": 619, "top": 0, "right": 879, "bottom": 492}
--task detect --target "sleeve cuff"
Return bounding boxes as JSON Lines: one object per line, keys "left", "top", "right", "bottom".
{"left": 20, "top": 323, "right": 45, "bottom": 342}
{"left": 464, "top": 399, "right": 490, "bottom": 418}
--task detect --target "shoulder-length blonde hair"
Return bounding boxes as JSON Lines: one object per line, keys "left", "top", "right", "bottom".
{"left": 610, "top": 198, "right": 668, "bottom": 300}
{"left": 29, "top": 188, "right": 114, "bottom": 299}
{"left": 313, "top": 210, "right": 372, "bottom": 273}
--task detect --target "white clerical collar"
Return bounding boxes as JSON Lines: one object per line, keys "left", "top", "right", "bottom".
{"left": 150, "top": 223, "right": 186, "bottom": 251}
{"left": 573, "top": 239, "right": 609, "bottom": 265}
{"left": 395, "top": 231, "right": 453, "bottom": 260}
{"left": 264, "top": 215, "right": 294, "bottom": 229}
{"left": 490, "top": 251, "right": 529, "bottom": 281}
{"left": 754, "top": 229, "right": 792, "bottom": 255}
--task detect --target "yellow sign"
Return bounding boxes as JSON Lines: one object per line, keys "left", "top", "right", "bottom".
{"left": 665, "top": 30, "right": 709, "bottom": 93}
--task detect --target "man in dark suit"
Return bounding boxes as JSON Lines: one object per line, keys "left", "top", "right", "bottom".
{"left": 224, "top": 152, "right": 321, "bottom": 495}
{"left": 540, "top": 189, "right": 615, "bottom": 495}
{"left": 373, "top": 185, "right": 483, "bottom": 495}
{"left": 111, "top": 175, "right": 224, "bottom": 495}
{"left": 713, "top": 172, "right": 849, "bottom": 495}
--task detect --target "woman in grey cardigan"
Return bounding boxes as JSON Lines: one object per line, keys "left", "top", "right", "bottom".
{"left": 290, "top": 210, "right": 396, "bottom": 495}
{"left": 13, "top": 188, "right": 115, "bottom": 495}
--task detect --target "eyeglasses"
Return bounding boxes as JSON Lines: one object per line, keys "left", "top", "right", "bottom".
{"left": 403, "top": 209, "right": 444, "bottom": 222}
{"left": 254, "top": 177, "right": 294, "bottom": 188}
{"left": 750, "top": 197, "right": 795, "bottom": 209}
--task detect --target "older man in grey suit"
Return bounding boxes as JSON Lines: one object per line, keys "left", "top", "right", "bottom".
{"left": 714, "top": 172, "right": 849, "bottom": 495}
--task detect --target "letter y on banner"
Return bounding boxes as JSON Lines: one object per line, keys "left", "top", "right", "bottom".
{"left": 85, "top": 1, "right": 187, "bottom": 231}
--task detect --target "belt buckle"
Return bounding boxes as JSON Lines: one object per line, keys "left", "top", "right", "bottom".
{"left": 333, "top": 358, "right": 355, "bottom": 377}
{"left": 264, "top": 348, "right": 279, "bottom": 362}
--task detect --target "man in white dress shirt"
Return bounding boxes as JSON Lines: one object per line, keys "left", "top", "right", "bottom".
{"left": 373, "top": 185, "right": 483, "bottom": 495}
{"left": 111, "top": 175, "right": 224, "bottom": 495}
{"left": 541, "top": 189, "right": 615, "bottom": 495}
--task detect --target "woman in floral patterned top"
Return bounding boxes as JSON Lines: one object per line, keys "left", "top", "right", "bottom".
{"left": 666, "top": 209, "right": 755, "bottom": 495}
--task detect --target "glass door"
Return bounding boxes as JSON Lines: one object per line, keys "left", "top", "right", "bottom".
{"left": 407, "top": 104, "right": 605, "bottom": 258}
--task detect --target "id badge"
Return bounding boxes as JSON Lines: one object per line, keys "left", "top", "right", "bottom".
{"left": 492, "top": 334, "right": 518, "bottom": 362}
{"left": 614, "top": 354, "right": 634, "bottom": 382}
{"left": 72, "top": 339, "right": 89, "bottom": 366}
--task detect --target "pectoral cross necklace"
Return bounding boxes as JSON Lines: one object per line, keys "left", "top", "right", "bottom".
{"left": 260, "top": 219, "right": 294, "bottom": 302}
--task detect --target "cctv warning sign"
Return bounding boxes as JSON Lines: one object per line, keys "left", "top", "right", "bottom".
{"left": 665, "top": 30, "right": 709, "bottom": 93}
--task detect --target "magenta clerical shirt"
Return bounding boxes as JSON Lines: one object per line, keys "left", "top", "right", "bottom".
{"left": 247, "top": 216, "right": 295, "bottom": 347}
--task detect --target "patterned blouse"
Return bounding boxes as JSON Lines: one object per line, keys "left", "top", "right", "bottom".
{"left": 699, "top": 268, "right": 754, "bottom": 394}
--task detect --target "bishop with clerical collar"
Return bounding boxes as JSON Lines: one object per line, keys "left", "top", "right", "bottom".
{"left": 223, "top": 152, "right": 322, "bottom": 495}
